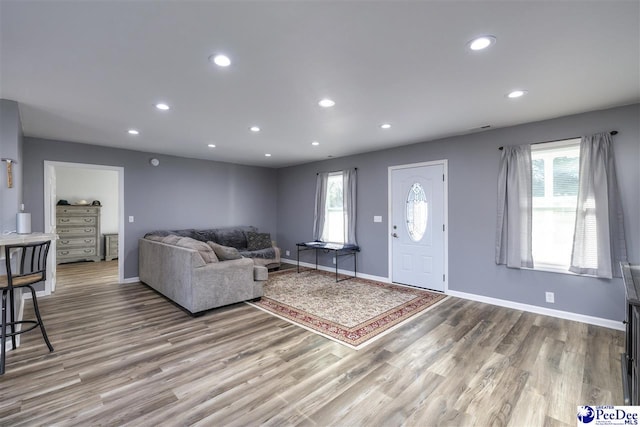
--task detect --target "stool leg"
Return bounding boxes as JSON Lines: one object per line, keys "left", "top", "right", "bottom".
{"left": 1, "top": 290, "right": 7, "bottom": 375}
{"left": 9, "top": 288, "right": 16, "bottom": 350}
{"left": 28, "top": 286, "right": 53, "bottom": 352}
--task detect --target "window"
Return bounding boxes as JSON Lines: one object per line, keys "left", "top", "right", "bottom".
{"left": 406, "top": 182, "right": 428, "bottom": 242}
{"left": 314, "top": 168, "right": 357, "bottom": 245}
{"left": 531, "top": 138, "right": 580, "bottom": 269}
{"left": 321, "top": 172, "right": 346, "bottom": 243}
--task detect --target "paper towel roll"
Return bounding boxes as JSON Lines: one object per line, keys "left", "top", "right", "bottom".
{"left": 17, "top": 212, "right": 31, "bottom": 234}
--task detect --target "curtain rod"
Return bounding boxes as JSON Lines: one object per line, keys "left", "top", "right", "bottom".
{"left": 317, "top": 167, "right": 358, "bottom": 175}
{"left": 498, "top": 130, "right": 618, "bottom": 151}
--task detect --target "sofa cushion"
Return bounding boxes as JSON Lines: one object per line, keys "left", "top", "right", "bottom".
{"left": 162, "top": 234, "right": 182, "bottom": 245}
{"left": 213, "top": 228, "right": 250, "bottom": 249}
{"left": 173, "top": 237, "right": 219, "bottom": 264}
{"left": 208, "top": 241, "right": 243, "bottom": 261}
{"left": 146, "top": 229, "right": 199, "bottom": 239}
{"left": 245, "top": 231, "right": 272, "bottom": 251}
{"left": 194, "top": 229, "right": 217, "bottom": 243}
{"left": 239, "top": 247, "right": 277, "bottom": 260}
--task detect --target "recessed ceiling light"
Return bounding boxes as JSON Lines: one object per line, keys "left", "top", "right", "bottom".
{"left": 155, "top": 103, "right": 170, "bottom": 111}
{"left": 128, "top": 129, "right": 139, "bottom": 135}
{"left": 207, "top": 144, "right": 216, "bottom": 148}
{"left": 265, "top": 153, "right": 271, "bottom": 157}
{"left": 210, "top": 54, "right": 231, "bottom": 67}
{"left": 507, "top": 90, "right": 528, "bottom": 98}
{"left": 380, "top": 123, "right": 391, "bottom": 129}
{"left": 468, "top": 35, "right": 496, "bottom": 51}
{"left": 250, "top": 126, "right": 261, "bottom": 132}
{"left": 311, "top": 141, "right": 320, "bottom": 146}
{"left": 318, "top": 98, "right": 335, "bottom": 108}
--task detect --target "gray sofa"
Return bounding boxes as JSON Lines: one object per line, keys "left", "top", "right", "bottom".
{"left": 138, "top": 235, "right": 267, "bottom": 315}
{"left": 144, "top": 226, "right": 280, "bottom": 269}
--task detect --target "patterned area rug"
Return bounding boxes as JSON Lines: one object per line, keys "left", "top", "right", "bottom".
{"left": 248, "top": 269, "right": 447, "bottom": 349}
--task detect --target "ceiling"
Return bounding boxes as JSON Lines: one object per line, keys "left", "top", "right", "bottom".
{"left": 1, "top": 1, "right": 638, "bottom": 168}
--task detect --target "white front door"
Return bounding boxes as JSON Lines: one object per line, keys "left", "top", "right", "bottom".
{"left": 390, "top": 162, "right": 446, "bottom": 291}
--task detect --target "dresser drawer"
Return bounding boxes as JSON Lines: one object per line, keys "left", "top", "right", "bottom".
{"left": 57, "top": 206, "right": 100, "bottom": 216}
{"left": 57, "top": 216, "right": 97, "bottom": 226}
{"left": 57, "top": 226, "right": 97, "bottom": 237}
{"left": 58, "top": 237, "right": 97, "bottom": 248}
{"left": 57, "top": 247, "right": 97, "bottom": 258}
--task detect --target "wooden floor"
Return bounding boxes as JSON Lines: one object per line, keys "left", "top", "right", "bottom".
{"left": 1, "top": 261, "right": 623, "bottom": 426}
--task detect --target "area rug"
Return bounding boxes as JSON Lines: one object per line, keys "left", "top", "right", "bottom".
{"left": 247, "top": 269, "right": 447, "bottom": 349}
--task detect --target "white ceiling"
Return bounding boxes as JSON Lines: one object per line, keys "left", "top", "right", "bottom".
{"left": 1, "top": 1, "right": 638, "bottom": 168}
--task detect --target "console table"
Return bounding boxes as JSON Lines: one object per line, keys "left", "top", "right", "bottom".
{"left": 296, "top": 241, "right": 360, "bottom": 282}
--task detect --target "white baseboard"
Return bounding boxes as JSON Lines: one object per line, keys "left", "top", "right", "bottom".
{"left": 447, "top": 290, "right": 624, "bottom": 331}
{"left": 281, "top": 258, "right": 623, "bottom": 331}
{"left": 121, "top": 277, "right": 140, "bottom": 284}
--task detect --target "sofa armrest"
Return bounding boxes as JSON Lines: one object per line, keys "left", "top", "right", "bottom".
{"left": 139, "top": 238, "right": 205, "bottom": 309}
{"left": 191, "top": 258, "right": 256, "bottom": 312}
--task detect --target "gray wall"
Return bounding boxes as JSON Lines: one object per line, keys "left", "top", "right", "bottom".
{"left": 276, "top": 103, "right": 640, "bottom": 322}
{"left": 22, "top": 138, "right": 278, "bottom": 279}
{"left": 0, "top": 99, "right": 23, "bottom": 232}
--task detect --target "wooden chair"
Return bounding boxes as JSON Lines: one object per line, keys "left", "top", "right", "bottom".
{"left": 1, "top": 241, "right": 54, "bottom": 375}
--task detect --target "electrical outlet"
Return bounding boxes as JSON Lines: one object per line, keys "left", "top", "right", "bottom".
{"left": 545, "top": 292, "right": 555, "bottom": 303}
{"left": 332, "top": 257, "right": 336, "bottom": 264}
{"left": 285, "top": 250, "right": 290, "bottom": 256}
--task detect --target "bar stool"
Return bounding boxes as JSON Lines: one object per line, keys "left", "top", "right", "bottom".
{"left": 1, "top": 241, "right": 54, "bottom": 375}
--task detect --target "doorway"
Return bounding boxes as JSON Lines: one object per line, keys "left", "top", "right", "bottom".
{"left": 389, "top": 161, "right": 447, "bottom": 292}
{"left": 44, "top": 161, "right": 125, "bottom": 291}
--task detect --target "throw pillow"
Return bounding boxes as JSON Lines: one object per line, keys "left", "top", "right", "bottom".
{"left": 173, "top": 237, "right": 219, "bottom": 263}
{"left": 207, "top": 241, "right": 243, "bottom": 261}
{"left": 245, "top": 231, "right": 272, "bottom": 251}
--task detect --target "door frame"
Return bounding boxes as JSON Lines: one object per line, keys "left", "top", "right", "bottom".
{"left": 388, "top": 160, "right": 449, "bottom": 292}
{"left": 44, "top": 161, "right": 125, "bottom": 289}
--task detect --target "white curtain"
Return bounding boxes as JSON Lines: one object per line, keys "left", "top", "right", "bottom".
{"left": 570, "top": 132, "right": 627, "bottom": 278}
{"left": 312, "top": 172, "right": 329, "bottom": 241}
{"left": 495, "top": 145, "right": 534, "bottom": 268}
{"left": 343, "top": 168, "right": 357, "bottom": 246}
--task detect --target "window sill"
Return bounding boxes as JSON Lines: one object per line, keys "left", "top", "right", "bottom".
{"left": 524, "top": 264, "right": 600, "bottom": 278}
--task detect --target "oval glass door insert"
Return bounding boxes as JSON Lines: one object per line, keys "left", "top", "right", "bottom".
{"left": 406, "top": 182, "right": 428, "bottom": 242}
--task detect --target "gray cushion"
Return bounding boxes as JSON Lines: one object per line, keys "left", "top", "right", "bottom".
{"left": 213, "top": 228, "right": 249, "bottom": 249}
{"left": 239, "top": 247, "right": 277, "bottom": 259}
{"left": 208, "top": 241, "right": 242, "bottom": 260}
{"left": 245, "top": 231, "right": 272, "bottom": 251}
{"left": 173, "top": 237, "right": 219, "bottom": 264}
{"left": 146, "top": 229, "right": 199, "bottom": 239}
{"left": 162, "top": 235, "right": 182, "bottom": 245}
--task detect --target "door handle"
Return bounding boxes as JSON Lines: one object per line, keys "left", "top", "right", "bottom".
{"left": 392, "top": 233, "right": 398, "bottom": 238}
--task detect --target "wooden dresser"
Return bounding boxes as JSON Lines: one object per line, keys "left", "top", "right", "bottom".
{"left": 104, "top": 233, "right": 118, "bottom": 261}
{"left": 56, "top": 205, "right": 101, "bottom": 264}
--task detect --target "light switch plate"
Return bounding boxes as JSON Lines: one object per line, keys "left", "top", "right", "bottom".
{"left": 128, "top": 216, "right": 134, "bottom": 223}
{"left": 374, "top": 216, "right": 382, "bottom": 223}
